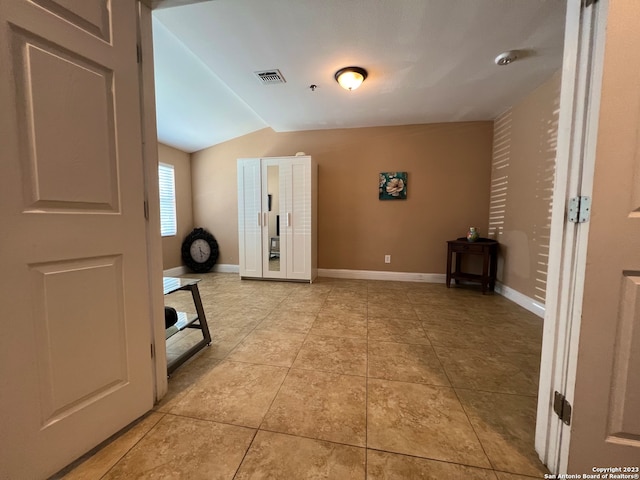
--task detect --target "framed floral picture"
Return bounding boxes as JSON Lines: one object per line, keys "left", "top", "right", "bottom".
{"left": 379, "top": 172, "right": 407, "bottom": 200}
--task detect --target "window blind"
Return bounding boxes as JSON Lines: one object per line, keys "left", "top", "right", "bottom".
{"left": 158, "top": 163, "right": 177, "bottom": 237}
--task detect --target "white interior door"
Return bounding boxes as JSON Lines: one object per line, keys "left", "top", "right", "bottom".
{"left": 0, "top": 1, "right": 154, "bottom": 477}
{"left": 565, "top": 0, "right": 640, "bottom": 470}
{"left": 238, "top": 158, "right": 263, "bottom": 278}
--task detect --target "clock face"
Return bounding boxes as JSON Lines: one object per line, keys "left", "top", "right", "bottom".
{"left": 189, "top": 238, "right": 211, "bottom": 263}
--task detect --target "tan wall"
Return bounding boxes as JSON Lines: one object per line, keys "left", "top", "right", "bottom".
{"left": 191, "top": 122, "right": 493, "bottom": 273}
{"left": 488, "top": 72, "right": 561, "bottom": 302}
{"left": 158, "top": 143, "right": 194, "bottom": 270}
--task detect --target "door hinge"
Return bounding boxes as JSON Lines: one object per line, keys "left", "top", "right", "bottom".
{"left": 137, "top": 43, "right": 142, "bottom": 64}
{"left": 553, "top": 391, "right": 572, "bottom": 425}
{"left": 144, "top": 199, "right": 149, "bottom": 220}
{"left": 568, "top": 196, "right": 591, "bottom": 223}
{"left": 151, "top": 343, "right": 155, "bottom": 358}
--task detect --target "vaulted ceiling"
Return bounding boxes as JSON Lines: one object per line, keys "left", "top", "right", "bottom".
{"left": 152, "top": 0, "right": 566, "bottom": 153}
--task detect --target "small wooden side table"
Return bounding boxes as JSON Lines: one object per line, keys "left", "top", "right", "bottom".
{"left": 446, "top": 238, "right": 498, "bottom": 294}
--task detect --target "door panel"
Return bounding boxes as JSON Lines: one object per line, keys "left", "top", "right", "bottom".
{"left": 568, "top": 0, "right": 640, "bottom": 469}
{"left": 286, "top": 159, "right": 311, "bottom": 280}
{"left": 608, "top": 273, "right": 640, "bottom": 441}
{"left": 0, "top": 1, "right": 153, "bottom": 478}
{"left": 237, "top": 158, "right": 262, "bottom": 278}
{"left": 12, "top": 28, "right": 118, "bottom": 211}
{"left": 30, "top": 0, "right": 110, "bottom": 41}
{"left": 30, "top": 256, "right": 127, "bottom": 427}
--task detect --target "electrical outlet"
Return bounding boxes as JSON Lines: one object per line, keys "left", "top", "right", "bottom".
{"left": 384, "top": 255, "right": 391, "bottom": 264}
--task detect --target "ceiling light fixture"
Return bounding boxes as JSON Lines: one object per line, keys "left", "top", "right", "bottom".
{"left": 494, "top": 51, "right": 519, "bottom": 66}
{"left": 334, "top": 66, "right": 368, "bottom": 91}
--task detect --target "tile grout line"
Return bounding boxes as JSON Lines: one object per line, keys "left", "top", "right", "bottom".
{"left": 431, "top": 328, "right": 498, "bottom": 474}
{"left": 97, "top": 412, "right": 167, "bottom": 480}
{"left": 215, "top": 286, "right": 291, "bottom": 363}
{"left": 230, "top": 428, "right": 259, "bottom": 479}
{"left": 365, "top": 445, "right": 503, "bottom": 475}
{"left": 216, "top": 283, "right": 311, "bottom": 479}
{"left": 365, "top": 281, "right": 370, "bottom": 478}
{"left": 450, "top": 386, "right": 498, "bottom": 473}
{"left": 411, "top": 296, "right": 498, "bottom": 473}
{"left": 253, "top": 283, "right": 331, "bottom": 435}
{"left": 257, "top": 427, "right": 366, "bottom": 450}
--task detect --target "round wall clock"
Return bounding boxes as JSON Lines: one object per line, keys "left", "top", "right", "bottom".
{"left": 181, "top": 228, "right": 219, "bottom": 273}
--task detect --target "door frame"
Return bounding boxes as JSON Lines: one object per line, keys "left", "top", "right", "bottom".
{"left": 535, "top": 0, "right": 608, "bottom": 472}
{"left": 138, "top": 1, "right": 168, "bottom": 401}
{"left": 138, "top": 0, "right": 614, "bottom": 453}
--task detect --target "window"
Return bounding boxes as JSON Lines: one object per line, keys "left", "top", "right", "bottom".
{"left": 158, "top": 163, "right": 177, "bottom": 237}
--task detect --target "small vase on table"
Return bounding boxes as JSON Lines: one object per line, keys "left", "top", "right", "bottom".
{"left": 467, "top": 227, "right": 479, "bottom": 242}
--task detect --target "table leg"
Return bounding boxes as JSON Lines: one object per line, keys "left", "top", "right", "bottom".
{"left": 189, "top": 284, "right": 211, "bottom": 346}
{"left": 489, "top": 246, "right": 498, "bottom": 291}
{"left": 482, "top": 250, "right": 490, "bottom": 294}
{"left": 167, "top": 283, "right": 212, "bottom": 375}
{"left": 446, "top": 246, "right": 452, "bottom": 288}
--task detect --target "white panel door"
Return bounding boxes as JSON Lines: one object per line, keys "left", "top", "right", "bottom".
{"left": 237, "top": 158, "right": 263, "bottom": 278}
{"left": 285, "top": 157, "right": 312, "bottom": 281}
{"left": 0, "top": 1, "right": 154, "bottom": 478}
{"left": 567, "top": 0, "right": 640, "bottom": 470}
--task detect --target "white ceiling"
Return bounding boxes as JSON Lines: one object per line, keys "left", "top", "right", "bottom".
{"left": 152, "top": 0, "right": 566, "bottom": 153}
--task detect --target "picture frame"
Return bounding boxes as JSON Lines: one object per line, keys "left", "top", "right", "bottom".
{"left": 379, "top": 172, "right": 407, "bottom": 200}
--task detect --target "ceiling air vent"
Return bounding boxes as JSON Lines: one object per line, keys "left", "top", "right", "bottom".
{"left": 254, "top": 69, "right": 286, "bottom": 85}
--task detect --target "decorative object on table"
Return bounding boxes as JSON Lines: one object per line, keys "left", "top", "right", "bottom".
{"left": 164, "top": 306, "right": 178, "bottom": 329}
{"left": 181, "top": 227, "right": 219, "bottom": 273}
{"left": 379, "top": 172, "right": 407, "bottom": 200}
{"left": 467, "top": 227, "right": 479, "bottom": 242}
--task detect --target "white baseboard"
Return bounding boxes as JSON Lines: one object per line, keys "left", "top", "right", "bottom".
{"left": 495, "top": 282, "right": 545, "bottom": 318}
{"left": 163, "top": 264, "right": 239, "bottom": 276}
{"left": 213, "top": 264, "right": 239, "bottom": 273}
{"left": 317, "top": 268, "right": 446, "bottom": 283}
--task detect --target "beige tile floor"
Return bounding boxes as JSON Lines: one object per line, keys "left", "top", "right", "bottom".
{"left": 57, "top": 273, "right": 548, "bottom": 479}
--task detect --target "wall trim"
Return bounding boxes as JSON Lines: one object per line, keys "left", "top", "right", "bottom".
{"left": 318, "top": 268, "right": 446, "bottom": 283}
{"left": 213, "top": 264, "right": 240, "bottom": 273}
{"left": 495, "top": 282, "right": 545, "bottom": 318}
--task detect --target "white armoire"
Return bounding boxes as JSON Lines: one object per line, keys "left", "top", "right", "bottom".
{"left": 237, "top": 155, "right": 317, "bottom": 282}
